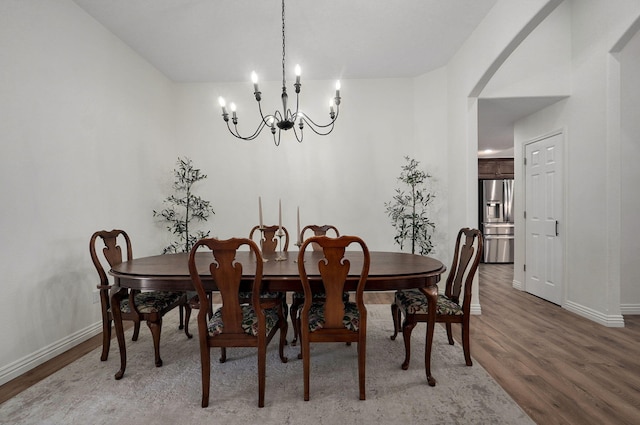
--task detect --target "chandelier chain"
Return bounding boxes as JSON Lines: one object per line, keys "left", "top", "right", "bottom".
{"left": 281, "top": 0, "right": 286, "bottom": 89}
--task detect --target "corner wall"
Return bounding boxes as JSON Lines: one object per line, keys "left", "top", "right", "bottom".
{"left": 0, "top": 0, "right": 176, "bottom": 384}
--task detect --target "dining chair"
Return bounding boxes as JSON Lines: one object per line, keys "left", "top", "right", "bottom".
{"left": 290, "top": 224, "right": 342, "bottom": 345}
{"left": 297, "top": 235, "right": 370, "bottom": 401}
{"left": 188, "top": 237, "right": 288, "bottom": 408}
{"left": 390, "top": 227, "right": 483, "bottom": 369}
{"left": 246, "top": 225, "right": 288, "bottom": 307}
{"left": 90, "top": 229, "right": 191, "bottom": 366}
{"left": 249, "top": 224, "right": 290, "bottom": 254}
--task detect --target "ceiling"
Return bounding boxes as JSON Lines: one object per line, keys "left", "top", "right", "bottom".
{"left": 72, "top": 0, "right": 498, "bottom": 82}
{"left": 72, "top": 0, "right": 558, "bottom": 155}
{"left": 478, "top": 96, "right": 567, "bottom": 158}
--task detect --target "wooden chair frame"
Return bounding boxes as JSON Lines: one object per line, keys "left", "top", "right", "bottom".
{"left": 90, "top": 229, "right": 189, "bottom": 366}
{"left": 297, "top": 235, "right": 370, "bottom": 401}
{"left": 391, "top": 228, "right": 483, "bottom": 369}
{"left": 188, "top": 237, "right": 288, "bottom": 408}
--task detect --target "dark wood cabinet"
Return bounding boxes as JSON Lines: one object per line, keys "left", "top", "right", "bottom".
{"left": 478, "top": 158, "right": 514, "bottom": 179}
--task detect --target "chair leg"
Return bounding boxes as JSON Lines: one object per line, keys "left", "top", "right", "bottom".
{"left": 290, "top": 303, "right": 299, "bottom": 346}
{"left": 462, "top": 320, "right": 473, "bottom": 366}
{"left": 100, "top": 318, "right": 111, "bottom": 361}
{"left": 147, "top": 319, "right": 163, "bottom": 367}
{"left": 184, "top": 304, "right": 193, "bottom": 339}
{"left": 297, "top": 315, "right": 303, "bottom": 360}
{"left": 390, "top": 303, "right": 401, "bottom": 340}
{"left": 131, "top": 319, "right": 141, "bottom": 341}
{"left": 219, "top": 347, "right": 226, "bottom": 363}
{"left": 258, "top": 341, "right": 266, "bottom": 407}
{"left": 278, "top": 307, "right": 289, "bottom": 363}
{"left": 179, "top": 305, "right": 184, "bottom": 330}
{"left": 302, "top": 334, "right": 310, "bottom": 401}
{"left": 401, "top": 317, "right": 416, "bottom": 370}
{"left": 201, "top": 345, "right": 210, "bottom": 408}
{"left": 358, "top": 336, "right": 366, "bottom": 400}
{"left": 446, "top": 323, "right": 454, "bottom": 345}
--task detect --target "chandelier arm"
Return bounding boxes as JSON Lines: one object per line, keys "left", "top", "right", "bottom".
{"left": 226, "top": 119, "right": 269, "bottom": 141}
{"left": 272, "top": 129, "right": 283, "bottom": 146}
{"left": 304, "top": 121, "right": 335, "bottom": 136}
{"left": 256, "top": 100, "right": 274, "bottom": 125}
{"left": 292, "top": 123, "right": 304, "bottom": 143}
{"left": 298, "top": 107, "right": 339, "bottom": 129}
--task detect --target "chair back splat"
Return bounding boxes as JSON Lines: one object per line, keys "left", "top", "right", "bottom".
{"left": 290, "top": 224, "right": 341, "bottom": 346}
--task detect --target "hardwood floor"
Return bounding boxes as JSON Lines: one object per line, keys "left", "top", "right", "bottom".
{"left": 472, "top": 264, "right": 640, "bottom": 425}
{"left": 2, "top": 265, "right": 639, "bottom": 424}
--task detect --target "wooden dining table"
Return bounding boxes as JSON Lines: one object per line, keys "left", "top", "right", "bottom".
{"left": 109, "top": 250, "right": 446, "bottom": 385}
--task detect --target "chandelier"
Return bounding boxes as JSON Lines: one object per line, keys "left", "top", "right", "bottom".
{"left": 217, "top": 0, "right": 341, "bottom": 146}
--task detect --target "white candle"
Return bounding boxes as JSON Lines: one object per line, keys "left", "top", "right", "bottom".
{"left": 259, "top": 196, "right": 263, "bottom": 228}
{"left": 278, "top": 199, "right": 282, "bottom": 231}
{"left": 297, "top": 206, "right": 301, "bottom": 244}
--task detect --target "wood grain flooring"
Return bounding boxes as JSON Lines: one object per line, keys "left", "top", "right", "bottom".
{"left": 2, "top": 265, "right": 639, "bottom": 425}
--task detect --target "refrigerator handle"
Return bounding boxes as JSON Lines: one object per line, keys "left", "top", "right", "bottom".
{"left": 555, "top": 220, "right": 559, "bottom": 236}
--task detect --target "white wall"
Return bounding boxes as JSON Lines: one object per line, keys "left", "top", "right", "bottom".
{"left": 511, "top": 0, "right": 640, "bottom": 325}
{"left": 559, "top": 0, "right": 639, "bottom": 323}
{"left": 171, "top": 73, "right": 450, "bottom": 260}
{"left": 482, "top": 1, "right": 572, "bottom": 98}
{"left": 620, "top": 28, "right": 640, "bottom": 313}
{"left": 0, "top": 0, "right": 176, "bottom": 383}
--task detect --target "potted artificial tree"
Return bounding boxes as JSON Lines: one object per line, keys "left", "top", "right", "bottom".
{"left": 154, "top": 157, "right": 215, "bottom": 254}
{"left": 385, "top": 156, "right": 436, "bottom": 255}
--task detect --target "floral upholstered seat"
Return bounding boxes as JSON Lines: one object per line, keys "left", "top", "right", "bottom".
{"left": 237, "top": 291, "right": 283, "bottom": 300}
{"left": 119, "top": 291, "right": 185, "bottom": 314}
{"left": 207, "top": 304, "right": 280, "bottom": 337}
{"left": 303, "top": 301, "right": 361, "bottom": 333}
{"left": 394, "top": 289, "right": 464, "bottom": 316}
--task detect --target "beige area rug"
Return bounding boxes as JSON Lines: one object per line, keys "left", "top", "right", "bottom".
{"left": 1, "top": 306, "right": 533, "bottom": 424}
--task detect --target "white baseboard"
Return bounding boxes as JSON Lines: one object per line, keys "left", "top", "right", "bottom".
{"left": 0, "top": 322, "right": 102, "bottom": 386}
{"left": 512, "top": 279, "right": 524, "bottom": 291}
{"left": 470, "top": 302, "right": 481, "bottom": 315}
{"left": 564, "top": 300, "right": 625, "bottom": 327}
{"left": 620, "top": 304, "right": 640, "bottom": 315}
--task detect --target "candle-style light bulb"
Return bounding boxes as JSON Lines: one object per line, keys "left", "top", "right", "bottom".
{"left": 295, "top": 64, "right": 301, "bottom": 84}
{"left": 218, "top": 97, "right": 228, "bottom": 119}
{"left": 251, "top": 71, "right": 259, "bottom": 91}
{"left": 329, "top": 98, "right": 335, "bottom": 114}
{"left": 230, "top": 102, "right": 237, "bottom": 121}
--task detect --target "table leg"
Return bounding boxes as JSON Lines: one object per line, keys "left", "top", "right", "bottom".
{"left": 111, "top": 287, "right": 127, "bottom": 380}
{"left": 420, "top": 284, "right": 438, "bottom": 386}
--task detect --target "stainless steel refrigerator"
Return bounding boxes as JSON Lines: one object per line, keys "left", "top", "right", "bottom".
{"left": 480, "top": 179, "right": 514, "bottom": 263}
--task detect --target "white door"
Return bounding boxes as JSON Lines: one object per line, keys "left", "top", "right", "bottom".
{"left": 524, "top": 133, "right": 563, "bottom": 304}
